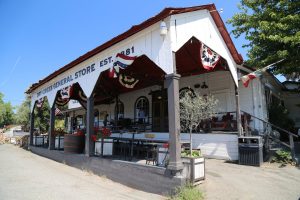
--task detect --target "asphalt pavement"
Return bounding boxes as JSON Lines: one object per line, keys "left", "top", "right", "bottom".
{"left": 0, "top": 144, "right": 165, "bottom": 200}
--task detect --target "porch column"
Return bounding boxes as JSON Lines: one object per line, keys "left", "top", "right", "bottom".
{"left": 165, "top": 73, "right": 183, "bottom": 175}
{"left": 235, "top": 85, "right": 243, "bottom": 136}
{"left": 85, "top": 96, "right": 94, "bottom": 156}
{"left": 48, "top": 105, "right": 55, "bottom": 150}
{"left": 29, "top": 111, "right": 34, "bottom": 146}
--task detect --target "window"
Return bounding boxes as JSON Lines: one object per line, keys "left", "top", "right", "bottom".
{"left": 135, "top": 96, "right": 149, "bottom": 123}
{"left": 179, "top": 87, "right": 195, "bottom": 99}
{"left": 115, "top": 100, "right": 124, "bottom": 120}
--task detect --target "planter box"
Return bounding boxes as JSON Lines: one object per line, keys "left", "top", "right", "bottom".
{"left": 55, "top": 136, "right": 64, "bottom": 149}
{"left": 157, "top": 146, "right": 169, "bottom": 167}
{"left": 182, "top": 157, "right": 205, "bottom": 185}
{"left": 95, "top": 139, "right": 113, "bottom": 156}
{"left": 33, "top": 136, "right": 47, "bottom": 146}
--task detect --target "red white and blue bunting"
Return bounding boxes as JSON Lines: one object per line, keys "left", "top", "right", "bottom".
{"left": 109, "top": 54, "right": 136, "bottom": 78}
{"left": 36, "top": 97, "right": 44, "bottom": 108}
{"left": 60, "top": 85, "right": 73, "bottom": 99}
{"left": 118, "top": 74, "right": 139, "bottom": 89}
{"left": 200, "top": 43, "right": 220, "bottom": 70}
{"left": 109, "top": 53, "right": 139, "bottom": 89}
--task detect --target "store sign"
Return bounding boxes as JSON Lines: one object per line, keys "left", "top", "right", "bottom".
{"left": 36, "top": 46, "right": 135, "bottom": 98}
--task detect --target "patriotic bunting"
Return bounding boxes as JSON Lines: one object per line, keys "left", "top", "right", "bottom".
{"left": 60, "top": 85, "right": 73, "bottom": 99}
{"left": 118, "top": 74, "right": 139, "bottom": 89}
{"left": 108, "top": 53, "right": 139, "bottom": 89}
{"left": 109, "top": 53, "right": 136, "bottom": 79}
{"left": 200, "top": 43, "right": 220, "bottom": 70}
{"left": 36, "top": 97, "right": 44, "bottom": 108}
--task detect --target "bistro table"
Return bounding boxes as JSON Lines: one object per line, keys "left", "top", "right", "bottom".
{"left": 107, "top": 134, "right": 189, "bottom": 161}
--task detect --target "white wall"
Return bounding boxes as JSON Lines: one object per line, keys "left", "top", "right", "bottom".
{"left": 170, "top": 10, "right": 239, "bottom": 85}
{"left": 180, "top": 71, "right": 236, "bottom": 113}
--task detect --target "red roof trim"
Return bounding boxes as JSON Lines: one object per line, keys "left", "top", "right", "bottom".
{"left": 26, "top": 4, "right": 243, "bottom": 94}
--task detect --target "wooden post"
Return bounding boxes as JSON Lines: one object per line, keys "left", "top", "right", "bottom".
{"left": 165, "top": 73, "right": 183, "bottom": 175}
{"left": 235, "top": 85, "right": 243, "bottom": 136}
{"left": 244, "top": 114, "right": 249, "bottom": 136}
{"left": 166, "top": 53, "right": 184, "bottom": 176}
{"left": 29, "top": 111, "right": 34, "bottom": 146}
{"left": 48, "top": 105, "right": 55, "bottom": 150}
{"left": 85, "top": 96, "right": 94, "bottom": 156}
{"left": 289, "top": 134, "right": 296, "bottom": 161}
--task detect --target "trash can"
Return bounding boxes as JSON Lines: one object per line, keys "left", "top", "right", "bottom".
{"left": 238, "top": 136, "right": 263, "bottom": 166}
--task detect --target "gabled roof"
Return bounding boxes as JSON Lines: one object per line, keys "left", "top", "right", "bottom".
{"left": 26, "top": 4, "right": 243, "bottom": 94}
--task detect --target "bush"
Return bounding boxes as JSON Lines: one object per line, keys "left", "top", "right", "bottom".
{"left": 169, "top": 184, "right": 204, "bottom": 200}
{"left": 271, "top": 150, "right": 295, "bottom": 166}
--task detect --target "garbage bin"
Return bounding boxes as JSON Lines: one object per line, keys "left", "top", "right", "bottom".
{"left": 238, "top": 136, "right": 263, "bottom": 166}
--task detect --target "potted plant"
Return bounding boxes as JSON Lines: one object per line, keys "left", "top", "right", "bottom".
{"left": 179, "top": 91, "right": 218, "bottom": 185}
{"left": 181, "top": 150, "right": 205, "bottom": 185}
{"left": 93, "top": 127, "right": 113, "bottom": 156}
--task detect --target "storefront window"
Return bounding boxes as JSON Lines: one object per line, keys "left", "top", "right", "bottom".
{"left": 115, "top": 100, "right": 124, "bottom": 120}
{"left": 135, "top": 96, "right": 149, "bottom": 123}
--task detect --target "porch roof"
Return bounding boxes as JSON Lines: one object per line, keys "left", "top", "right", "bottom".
{"left": 26, "top": 4, "right": 243, "bottom": 94}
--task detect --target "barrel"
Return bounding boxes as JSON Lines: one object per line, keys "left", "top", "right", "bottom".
{"left": 64, "top": 134, "right": 85, "bottom": 153}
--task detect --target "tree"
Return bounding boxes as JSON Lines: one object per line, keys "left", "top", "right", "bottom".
{"left": 179, "top": 93, "right": 218, "bottom": 156}
{"left": 15, "top": 95, "right": 31, "bottom": 131}
{"left": 228, "top": 0, "right": 300, "bottom": 79}
{"left": 0, "top": 92, "right": 14, "bottom": 128}
{"left": 34, "top": 98, "right": 50, "bottom": 134}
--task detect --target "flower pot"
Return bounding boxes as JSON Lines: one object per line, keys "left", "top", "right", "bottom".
{"left": 64, "top": 134, "right": 85, "bottom": 153}
{"left": 182, "top": 156, "right": 205, "bottom": 185}
{"left": 95, "top": 139, "right": 113, "bottom": 156}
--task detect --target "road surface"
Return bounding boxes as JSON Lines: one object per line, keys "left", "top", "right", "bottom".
{"left": 0, "top": 144, "right": 165, "bottom": 200}
{"left": 199, "top": 158, "right": 300, "bottom": 200}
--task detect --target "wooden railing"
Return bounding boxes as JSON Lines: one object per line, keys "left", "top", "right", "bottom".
{"left": 241, "top": 110, "right": 298, "bottom": 161}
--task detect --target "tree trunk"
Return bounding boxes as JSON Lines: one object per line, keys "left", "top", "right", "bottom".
{"left": 190, "top": 130, "right": 192, "bottom": 156}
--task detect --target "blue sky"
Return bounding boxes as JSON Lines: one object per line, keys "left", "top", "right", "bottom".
{"left": 0, "top": 0, "right": 249, "bottom": 107}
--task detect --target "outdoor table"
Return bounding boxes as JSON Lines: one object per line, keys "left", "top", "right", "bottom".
{"left": 109, "top": 135, "right": 189, "bottom": 161}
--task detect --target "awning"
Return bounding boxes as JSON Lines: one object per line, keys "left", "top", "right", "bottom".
{"left": 175, "top": 36, "right": 230, "bottom": 77}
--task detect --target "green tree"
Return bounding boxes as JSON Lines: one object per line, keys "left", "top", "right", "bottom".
{"left": 0, "top": 92, "right": 15, "bottom": 127}
{"left": 34, "top": 98, "right": 50, "bottom": 134}
{"left": 15, "top": 95, "right": 31, "bottom": 131}
{"left": 228, "top": 0, "right": 300, "bottom": 79}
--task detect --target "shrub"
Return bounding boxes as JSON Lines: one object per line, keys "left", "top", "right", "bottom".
{"left": 271, "top": 150, "right": 295, "bottom": 166}
{"left": 169, "top": 184, "right": 204, "bottom": 200}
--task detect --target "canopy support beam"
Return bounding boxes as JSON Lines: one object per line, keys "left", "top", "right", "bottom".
{"left": 48, "top": 105, "right": 55, "bottom": 150}
{"left": 85, "top": 96, "right": 94, "bottom": 156}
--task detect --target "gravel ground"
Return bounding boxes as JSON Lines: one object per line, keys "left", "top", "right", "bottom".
{"left": 0, "top": 144, "right": 165, "bottom": 200}
{"left": 199, "top": 158, "right": 300, "bottom": 200}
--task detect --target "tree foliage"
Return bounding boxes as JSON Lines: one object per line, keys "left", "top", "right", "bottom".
{"left": 180, "top": 93, "right": 218, "bottom": 156}
{"left": 34, "top": 98, "right": 50, "bottom": 134}
{"left": 228, "top": 0, "right": 300, "bottom": 79}
{"left": 15, "top": 95, "right": 31, "bottom": 131}
{"left": 0, "top": 92, "right": 14, "bottom": 127}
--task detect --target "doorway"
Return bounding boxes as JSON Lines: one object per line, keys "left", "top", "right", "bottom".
{"left": 152, "top": 90, "right": 168, "bottom": 132}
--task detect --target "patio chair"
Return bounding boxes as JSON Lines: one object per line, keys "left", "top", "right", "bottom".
{"left": 145, "top": 144, "right": 157, "bottom": 165}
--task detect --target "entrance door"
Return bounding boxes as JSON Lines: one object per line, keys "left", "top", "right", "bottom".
{"left": 152, "top": 90, "right": 168, "bottom": 132}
